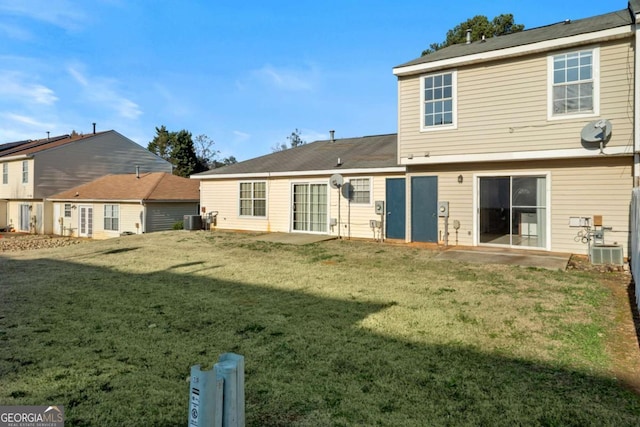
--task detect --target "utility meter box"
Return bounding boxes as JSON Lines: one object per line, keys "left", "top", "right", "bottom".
{"left": 438, "top": 201, "right": 449, "bottom": 217}
{"left": 375, "top": 201, "right": 385, "bottom": 215}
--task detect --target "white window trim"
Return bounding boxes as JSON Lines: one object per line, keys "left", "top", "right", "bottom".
{"left": 547, "top": 46, "right": 600, "bottom": 121}
{"left": 472, "top": 171, "right": 551, "bottom": 251}
{"left": 2, "top": 163, "right": 7, "bottom": 184}
{"left": 420, "top": 69, "right": 458, "bottom": 132}
{"left": 290, "top": 180, "right": 329, "bottom": 234}
{"left": 103, "top": 204, "right": 120, "bottom": 232}
{"left": 21, "top": 160, "right": 28, "bottom": 184}
{"left": 238, "top": 181, "right": 268, "bottom": 218}
{"left": 64, "top": 203, "right": 72, "bottom": 218}
{"left": 348, "top": 177, "right": 373, "bottom": 205}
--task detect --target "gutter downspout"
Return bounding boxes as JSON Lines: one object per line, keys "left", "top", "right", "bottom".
{"left": 141, "top": 200, "right": 146, "bottom": 234}
{"left": 633, "top": 3, "right": 640, "bottom": 186}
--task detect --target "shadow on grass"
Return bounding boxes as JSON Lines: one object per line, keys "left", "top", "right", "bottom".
{"left": 1, "top": 256, "right": 639, "bottom": 426}
{"left": 100, "top": 247, "right": 141, "bottom": 255}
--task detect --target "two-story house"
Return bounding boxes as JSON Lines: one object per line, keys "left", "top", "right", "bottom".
{"left": 392, "top": 2, "right": 639, "bottom": 256}
{"left": 0, "top": 130, "right": 172, "bottom": 234}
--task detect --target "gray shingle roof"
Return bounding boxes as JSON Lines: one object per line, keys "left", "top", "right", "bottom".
{"left": 395, "top": 9, "right": 632, "bottom": 69}
{"left": 192, "top": 134, "right": 399, "bottom": 177}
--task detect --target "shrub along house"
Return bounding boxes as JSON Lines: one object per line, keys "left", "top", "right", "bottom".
{"left": 191, "top": 134, "right": 406, "bottom": 240}
{"left": 0, "top": 129, "right": 172, "bottom": 234}
{"left": 392, "top": 2, "right": 640, "bottom": 257}
{"left": 47, "top": 171, "right": 200, "bottom": 239}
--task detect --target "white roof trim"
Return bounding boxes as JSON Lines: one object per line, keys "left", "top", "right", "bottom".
{"left": 0, "top": 154, "right": 32, "bottom": 161}
{"left": 400, "top": 146, "right": 632, "bottom": 165}
{"left": 192, "top": 166, "right": 406, "bottom": 180}
{"left": 393, "top": 26, "right": 631, "bottom": 76}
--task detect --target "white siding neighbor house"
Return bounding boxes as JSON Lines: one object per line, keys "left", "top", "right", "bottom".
{"left": 0, "top": 130, "right": 172, "bottom": 234}
{"left": 48, "top": 172, "right": 199, "bottom": 239}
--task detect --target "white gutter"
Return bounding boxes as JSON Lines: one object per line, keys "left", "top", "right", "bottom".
{"left": 0, "top": 154, "right": 32, "bottom": 161}
{"left": 634, "top": 8, "right": 640, "bottom": 186}
{"left": 394, "top": 26, "right": 631, "bottom": 76}
{"left": 192, "top": 167, "right": 406, "bottom": 180}
{"left": 399, "top": 145, "right": 632, "bottom": 166}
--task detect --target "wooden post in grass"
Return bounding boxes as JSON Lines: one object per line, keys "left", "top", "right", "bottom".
{"left": 188, "top": 353, "right": 244, "bottom": 427}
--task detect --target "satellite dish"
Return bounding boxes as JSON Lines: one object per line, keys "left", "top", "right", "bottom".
{"left": 330, "top": 174, "right": 343, "bottom": 189}
{"left": 341, "top": 182, "right": 353, "bottom": 200}
{"left": 581, "top": 119, "right": 612, "bottom": 143}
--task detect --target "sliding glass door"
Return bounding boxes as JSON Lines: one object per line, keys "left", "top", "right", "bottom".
{"left": 292, "top": 183, "right": 327, "bottom": 233}
{"left": 478, "top": 175, "right": 547, "bottom": 248}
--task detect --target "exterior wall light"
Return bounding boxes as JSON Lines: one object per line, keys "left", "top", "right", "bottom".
{"left": 458, "top": 175, "right": 463, "bottom": 184}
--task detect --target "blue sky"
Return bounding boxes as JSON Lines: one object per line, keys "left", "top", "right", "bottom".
{"left": 0, "top": 0, "right": 620, "bottom": 161}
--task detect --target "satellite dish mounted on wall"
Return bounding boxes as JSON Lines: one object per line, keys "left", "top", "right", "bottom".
{"left": 330, "top": 174, "right": 343, "bottom": 189}
{"left": 581, "top": 119, "right": 612, "bottom": 154}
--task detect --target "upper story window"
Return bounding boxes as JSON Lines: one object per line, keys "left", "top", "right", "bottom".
{"left": 21, "top": 161, "right": 28, "bottom": 184}
{"left": 548, "top": 48, "right": 599, "bottom": 119}
{"left": 421, "top": 71, "right": 457, "bottom": 130}
{"left": 104, "top": 204, "right": 119, "bottom": 231}
{"left": 239, "top": 181, "right": 266, "bottom": 217}
{"left": 349, "top": 178, "right": 371, "bottom": 204}
{"left": 2, "top": 163, "right": 7, "bottom": 184}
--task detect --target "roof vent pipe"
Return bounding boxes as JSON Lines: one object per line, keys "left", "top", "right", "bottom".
{"left": 92, "top": 122, "right": 96, "bottom": 134}
{"left": 330, "top": 130, "right": 335, "bottom": 142}
{"left": 46, "top": 131, "right": 50, "bottom": 140}
{"left": 466, "top": 29, "right": 472, "bottom": 44}
{"left": 136, "top": 165, "right": 140, "bottom": 178}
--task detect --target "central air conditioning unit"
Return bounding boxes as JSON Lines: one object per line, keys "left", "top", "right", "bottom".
{"left": 590, "top": 245, "right": 623, "bottom": 265}
{"left": 183, "top": 215, "right": 202, "bottom": 231}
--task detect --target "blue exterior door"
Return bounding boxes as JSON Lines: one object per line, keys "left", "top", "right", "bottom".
{"left": 385, "top": 178, "right": 405, "bottom": 239}
{"left": 411, "top": 176, "right": 438, "bottom": 242}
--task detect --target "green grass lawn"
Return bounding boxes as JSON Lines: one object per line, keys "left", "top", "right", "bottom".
{"left": 1, "top": 231, "right": 639, "bottom": 426}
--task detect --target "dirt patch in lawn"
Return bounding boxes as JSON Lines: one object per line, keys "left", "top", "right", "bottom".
{"left": 602, "top": 274, "right": 640, "bottom": 395}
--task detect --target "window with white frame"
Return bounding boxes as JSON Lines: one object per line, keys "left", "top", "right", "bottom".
{"left": 21, "top": 160, "right": 28, "bottom": 184}
{"left": 64, "top": 203, "right": 72, "bottom": 218}
{"left": 239, "top": 181, "right": 266, "bottom": 217}
{"left": 349, "top": 178, "right": 371, "bottom": 204}
{"left": 422, "top": 71, "right": 456, "bottom": 129}
{"left": 549, "top": 48, "right": 598, "bottom": 117}
{"left": 104, "top": 204, "right": 119, "bottom": 231}
{"left": 2, "top": 163, "right": 7, "bottom": 184}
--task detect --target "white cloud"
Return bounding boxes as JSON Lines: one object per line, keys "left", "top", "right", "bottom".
{"left": 2, "top": 113, "right": 54, "bottom": 129}
{"left": 67, "top": 65, "right": 142, "bottom": 120}
{"left": 0, "top": 71, "right": 58, "bottom": 105}
{"left": 0, "top": 23, "right": 32, "bottom": 40}
{"left": 232, "top": 130, "right": 250, "bottom": 143}
{"left": 252, "top": 64, "right": 318, "bottom": 91}
{"left": 0, "top": 0, "right": 87, "bottom": 30}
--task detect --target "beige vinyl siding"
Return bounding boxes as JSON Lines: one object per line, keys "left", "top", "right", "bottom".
{"left": 0, "top": 159, "right": 34, "bottom": 199}
{"left": 410, "top": 156, "right": 632, "bottom": 255}
{"left": 146, "top": 203, "right": 198, "bottom": 232}
{"left": 200, "top": 173, "right": 404, "bottom": 238}
{"left": 119, "top": 203, "right": 143, "bottom": 235}
{"left": 398, "top": 39, "right": 634, "bottom": 159}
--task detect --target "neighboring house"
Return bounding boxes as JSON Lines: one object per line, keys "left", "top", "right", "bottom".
{"left": 392, "top": 2, "right": 639, "bottom": 255}
{"left": 191, "top": 134, "right": 406, "bottom": 239}
{"left": 48, "top": 172, "right": 200, "bottom": 239}
{"left": 0, "top": 130, "right": 172, "bottom": 234}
